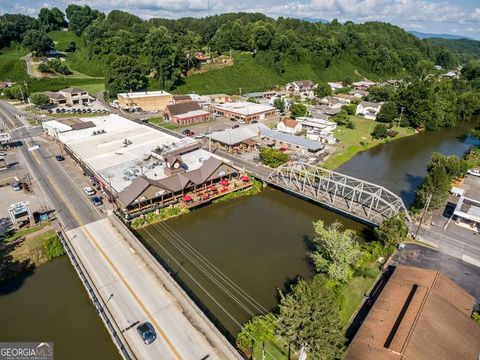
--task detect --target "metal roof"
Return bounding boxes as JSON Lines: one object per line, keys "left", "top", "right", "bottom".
{"left": 260, "top": 127, "right": 324, "bottom": 151}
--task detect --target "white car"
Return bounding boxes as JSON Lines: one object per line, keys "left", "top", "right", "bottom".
{"left": 83, "top": 187, "right": 95, "bottom": 196}
{"left": 467, "top": 169, "right": 480, "bottom": 177}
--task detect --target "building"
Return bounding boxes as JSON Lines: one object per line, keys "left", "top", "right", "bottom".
{"left": 277, "top": 118, "right": 302, "bottom": 135}
{"left": 319, "top": 96, "right": 345, "bottom": 108}
{"left": 453, "top": 196, "right": 480, "bottom": 231}
{"left": 352, "top": 80, "right": 376, "bottom": 90}
{"left": 244, "top": 91, "right": 277, "bottom": 102}
{"left": 286, "top": 80, "right": 316, "bottom": 93}
{"left": 117, "top": 90, "right": 173, "bottom": 112}
{"left": 356, "top": 101, "right": 383, "bottom": 120}
{"left": 194, "top": 51, "right": 211, "bottom": 64}
{"left": 346, "top": 266, "right": 480, "bottom": 360}
{"left": 296, "top": 117, "right": 337, "bottom": 144}
{"left": 211, "top": 102, "right": 277, "bottom": 123}
{"left": 313, "top": 105, "right": 342, "bottom": 117}
{"left": 260, "top": 127, "right": 324, "bottom": 154}
{"left": 163, "top": 102, "right": 211, "bottom": 126}
{"left": 328, "top": 82, "right": 344, "bottom": 91}
{"left": 45, "top": 91, "right": 67, "bottom": 106}
{"left": 43, "top": 114, "right": 247, "bottom": 218}
{"left": 207, "top": 124, "right": 265, "bottom": 150}
{"left": 206, "top": 94, "right": 231, "bottom": 104}
{"left": 349, "top": 89, "right": 369, "bottom": 99}
{"left": 45, "top": 88, "right": 93, "bottom": 106}
{"left": 332, "top": 93, "right": 357, "bottom": 103}
{"left": 172, "top": 95, "right": 193, "bottom": 104}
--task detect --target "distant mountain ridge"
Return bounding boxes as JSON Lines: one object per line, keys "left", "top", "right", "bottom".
{"left": 409, "top": 30, "right": 473, "bottom": 40}
{"left": 299, "top": 17, "right": 329, "bottom": 24}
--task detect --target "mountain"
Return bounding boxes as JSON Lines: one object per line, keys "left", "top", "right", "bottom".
{"left": 409, "top": 30, "right": 473, "bottom": 40}
{"left": 424, "top": 38, "right": 480, "bottom": 63}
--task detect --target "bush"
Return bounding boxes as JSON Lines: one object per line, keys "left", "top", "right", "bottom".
{"left": 38, "top": 62, "right": 51, "bottom": 73}
{"left": 259, "top": 147, "right": 289, "bottom": 168}
{"left": 342, "top": 104, "right": 356, "bottom": 115}
{"left": 371, "top": 124, "right": 389, "bottom": 139}
{"left": 48, "top": 59, "right": 72, "bottom": 75}
{"left": 30, "top": 92, "right": 50, "bottom": 107}
{"left": 43, "top": 235, "right": 65, "bottom": 260}
{"left": 65, "top": 41, "right": 77, "bottom": 52}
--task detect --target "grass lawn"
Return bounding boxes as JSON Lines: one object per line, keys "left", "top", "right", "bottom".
{"left": 322, "top": 117, "right": 416, "bottom": 170}
{"left": 9, "top": 228, "right": 58, "bottom": 266}
{"left": 251, "top": 339, "right": 288, "bottom": 360}
{"left": 149, "top": 117, "right": 180, "bottom": 130}
{"left": 2, "top": 222, "right": 49, "bottom": 243}
{"left": 0, "top": 46, "right": 29, "bottom": 81}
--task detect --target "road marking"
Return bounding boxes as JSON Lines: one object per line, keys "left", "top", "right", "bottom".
{"left": 26, "top": 138, "right": 183, "bottom": 360}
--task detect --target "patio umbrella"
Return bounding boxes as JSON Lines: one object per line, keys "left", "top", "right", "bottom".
{"left": 182, "top": 195, "right": 192, "bottom": 202}
{"left": 209, "top": 185, "right": 217, "bottom": 191}
{"left": 240, "top": 175, "right": 250, "bottom": 182}
{"left": 220, "top": 179, "right": 229, "bottom": 186}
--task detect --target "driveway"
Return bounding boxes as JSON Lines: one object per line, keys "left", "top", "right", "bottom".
{"left": 390, "top": 242, "right": 480, "bottom": 300}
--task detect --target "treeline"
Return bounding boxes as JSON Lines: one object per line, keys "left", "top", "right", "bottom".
{"left": 0, "top": 5, "right": 463, "bottom": 97}
{"left": 424, "top": 38, "right": 480, "bottom": 64}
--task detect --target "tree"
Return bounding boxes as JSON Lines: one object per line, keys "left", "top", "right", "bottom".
{"left": 341, "top": 104, "right": 356, "bottom": 115}
{"left": 143, "top": 27, "right": 178, "bottom": 89}
{"left": 7, "top": 85, "right": 26, "bottom": 101}
{"left": 367, "top": 85, "right": 396, "bottom": 102}
{"left": 65, "top": 41, "right": 77, "bottom": 52}
{"left": 273, "top": 97, "right": 285, "bottom": 112}
{"left": 259, "top": 147, "right": 289, "bottom": 168}
{"left": 66, "top": 5, "right": 102, "bottom": 36}
{"left": 343, "top": 77, "right": 353, "bottom": 86}
{"left": 29, "top": 92, "right": 50, "bottom": 107}
{"left": 38, "top": 7, "right": 66, "bottom": 32}
{"left": 37, "top": 62, "right": 50, "bottom": 73}
{"left": 310, "top": 220, "right": 362, "bottom": 283}
{"left": 277, "top": 276, "right": 346, "bottom": 359}
{"left": 457, "top": 92, "right": 480, "bottom": 121}
{"left": 22, "top": 29, "right": 53, "bottom": 55}
{"left": 105, "top": 55, "right": 147, "bottom": 98}
{"left": 376, "top": 101, "right": 397, "bottom": 123}
{"left": 237, "top": 315, "right": 275, "bottom": 359}
{"left": 375, "top": 215, "right": 409, "bottom": 246}
{"left": 313, "top": 83, "right": 331, "bottom": 98}
{"left": 289, "top": 103, "right": 307, "bottom": 118}
{"left": 332, "top": 110, "right": 355, "bottom": 128}
{"left": 371, "top": 124, "right": 389, "bottom": 139}
{"left": 435, "top": 49, "right": 457, "bottom": 69}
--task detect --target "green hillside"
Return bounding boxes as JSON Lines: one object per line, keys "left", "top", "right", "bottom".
{"left": 424, "top": 38, "right": 480, "bottom": 63}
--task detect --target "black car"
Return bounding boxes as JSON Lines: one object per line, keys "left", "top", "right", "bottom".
{"left": 90, "top": 196, "right": 102, "bottom": 206}
{"left": 182, "top": 129, "right": 192, "bottom": 135}
{"left": 137, "top": 322, "right": 156, "bottom": 345}
{"left": 232, "top": 124, "right": 240, "bottom": 129}
{"left": 55, "top": 155, "right": 65, "bottom": 161}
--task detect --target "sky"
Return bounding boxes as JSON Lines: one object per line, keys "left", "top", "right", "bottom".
{"left": 1, "top": 0, "right": 479, "bottom": 39}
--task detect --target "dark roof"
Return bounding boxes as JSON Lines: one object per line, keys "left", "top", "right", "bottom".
{"left": 117, "top": 176, "right": 162, "bottom": 208}
{"left": 173, "top": 95, "right": 192, "bottom": 102}
{"left": 184, "top": 157, "right": 224, "bottom": 184}
{"left": 165, "top": 102, "right": 200, "bottom": 116}
{"left": 59, "top": 87, "right": 86, "bottom": 94}
{"left": 71, "top": 121, "right": 95, "bottom": 130}
{"left": 44, "top": 91, "right": 66, "bottom": 100}
{"left": 161, "top": 142, "right": 201, "bottom": 159}
{"left": 346, "top": 266, "right": 480, "bottom": 360}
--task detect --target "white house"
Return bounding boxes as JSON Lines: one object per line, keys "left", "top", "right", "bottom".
{"left": 286, "top": 80, "right": 317, "bottom": 94}
{"left": 296, "top": 117, "right": 337, "bottom": 144}
{"left": 349, "top": 89, "right": 369, "bottom": 99}
{"left": 328, "top": 82, "right": 344, "bottom": 91}
{"left": 352, "top": 80, "right": 376, "bottom": 90}
{"left": 277, "top": 118, "right": 303, "bottom": 135}
{"left": 356, "top": 101, "right": 383, "bottom": 120}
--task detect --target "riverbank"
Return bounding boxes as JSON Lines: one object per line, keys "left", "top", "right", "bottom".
{"left": 322, "top": 117, "right": 416, "bottom": 170}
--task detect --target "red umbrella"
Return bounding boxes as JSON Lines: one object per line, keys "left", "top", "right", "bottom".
{"left": 202, "top": 193, "right": 209, "bottom": 200}
{"left": 220, "top": 179, "right": 229, "bottom": 186}
{"left": 240, "top": 175, "right": 250, "bottom": 182}
{"left": 182, "top": 195, "right": 192, "bottom": 202}
{"left": 209, "top": 185, "right": 217, "bottom": 191}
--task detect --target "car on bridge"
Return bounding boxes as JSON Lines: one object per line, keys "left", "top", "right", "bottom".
{"left": 137, "top": 322, "right": 156, "bottom": 345}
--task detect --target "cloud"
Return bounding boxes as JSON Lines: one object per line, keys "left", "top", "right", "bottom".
{"left": 1, "top": 0, "right": 479, "bottom": 39}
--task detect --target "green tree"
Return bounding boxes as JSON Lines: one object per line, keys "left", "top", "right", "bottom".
{"left": 332, "top": 110, "right": 355, "bottom": 128}
{"left": 144, "top": 27, "right": 178, "bottom": 89}
{"left": 105, "top": 55, "right": 147, "bottom": 98}
{"left": 237, "top": 315, "right": 275, "bottom": 359}
{"left": 29, "top": 92, "right": 50, "bottom": 107}
{"left": 259, "top": 147, "right": 288, "bottom": 168}
{"left": 435, "top": 49, "right": 457, "bottom": 69}
{"left": 457, "top": 92, "right": 480, "bottom": 121}
{"left": 313, "top": 83, "right": 332, "bottom": 98}
{"left": 289, "top": 103, "right": 307, "bottom": 118}
{"left": 22, "top": 29, "right": 53, "bottom": 54}
{"left": 273, "top": 97, "right": 285, "bottom": 112}
{"left": 37, "top": 62, "right": 50, "bottom": 73}
{"left": 375, "top": 215, "right": 409, "bottom": 246}
{"left": 66, "top": 4, "right": 102, "bottom": 36}
{"left": 376, "top": 101, "right": 397, "bottom": 123}
{"left": 43, "top": 236, "right": 64, "bottom": 260}
{"left": 38, "top": 7, "right": 66, "bottom": 32}
{"left": 341, "top": 104, "right": 356, "bottom": 115}
{"left": 277, "top": 276, "right": 345, "bottom": 359}
{"left": 65, "top": 41, "right": 77, "bottom": 52}
{"left": 310, "top": 220, "right": 362, "bottom": 283}
{"left": 371, "top": 124, "right": 389, "bottom": 139}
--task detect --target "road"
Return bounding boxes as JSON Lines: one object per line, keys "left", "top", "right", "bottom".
{"left": 0, "top": 100, "right": 243, "bottom": 360}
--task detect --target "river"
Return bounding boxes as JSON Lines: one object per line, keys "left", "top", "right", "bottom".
{"left": 0, "top": 118, "right": 478, "bottom": 356}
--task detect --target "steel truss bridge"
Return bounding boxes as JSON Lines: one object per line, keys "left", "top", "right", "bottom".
{"left": 267, "top": 162, "right": 410, "bottom": 225}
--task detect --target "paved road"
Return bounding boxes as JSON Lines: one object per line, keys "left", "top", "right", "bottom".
{"left": 0, "top": 100, "right": 242, "bottom": 360}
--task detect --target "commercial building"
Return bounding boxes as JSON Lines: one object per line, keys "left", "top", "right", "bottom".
{"left": 45, "top": 88, "right": 93, "bottom": 106}
{"left": 346, "top": 266, "right": 480, "bottom": 360}
{"left": 206, "top": 94, "right": 231, "bottom": 104}
{"left": 117, "top": 90, "right": 173, "bottom": 112}
{"left": 163, "top": 102, "right": 211, "bottom": 126}
{"left": 211, "top": 102, "right": 277, "bottom": 123}
{"left": 43, "top": 115, "right": 248, "bottom": 218}
{"left": 453, "top": 196, "right": 480, "bottom": 231}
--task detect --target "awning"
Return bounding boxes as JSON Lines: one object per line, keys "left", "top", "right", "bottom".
{"left": 220, "top": 179, "right": 229, "bottom": 186}
{"left": 182, "top": 195, "right": 193, "bottom": 202}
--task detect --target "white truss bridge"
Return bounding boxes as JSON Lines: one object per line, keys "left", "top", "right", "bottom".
{"left": 266, "top": 162, "right": 410, "bottom": 225}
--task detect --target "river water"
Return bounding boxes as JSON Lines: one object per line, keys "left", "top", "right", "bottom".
{"left": 0, "top": 118, "right": 478, "bottom": 355}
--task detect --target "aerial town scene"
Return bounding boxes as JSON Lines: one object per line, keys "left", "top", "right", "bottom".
{"left": 0, "top": 1, "right": 479, "bottom": 359}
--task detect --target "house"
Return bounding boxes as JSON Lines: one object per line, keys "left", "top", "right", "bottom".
{"left": 244, "top": 91, "right": 277, "bottom": 101}
{"left": 277, "top": 118, "right": 302, "bottom": 135}
{"left": 349, "top": 89, "right": 369, "bottom": 99}
{"left": 352, "top": 80, "right": 376, "bottom": 90}
{"left": 356, "top": 101, "right": 383, "bottom": 120}
{"left": 0, "top": 80, "right": 13, "bottom": 89}
{"left": 163, "top": 102, "right": 211, "bottom": 126}
{"left": 286, "top": 80, "right": 317, "bottom": 94}
{"left": 319, "top": 96, "right": 346, "bottom": 108}
{"left": 260, "top": 126, "right": 324, "bottom": 155}
{"left": 313, "top": 105, "right": 341, "bottom": 117}
{"left": 172, "top": 95, "right": 193, "bottom": 104}
{"left": 194, "top": 51, "right": 211, "bottom": 65}
{"left": 346, "top": 266, "right": 480, "bottom": 360}
{"left": 332, "top": 93, "right": 357, "bottom": 104}
{"left": 117, "top": 90, "right": 173, "bottom": 112}
{"left": 45, "top": 91, "right": 67, "bottom": 105}
{"left": 211, "top": 102, "right": 277, "bottom": 123}
{"left": 296, "top": 117, "right": 337, "bottom": 144}
{"left": 58, "top": 88, "right": 93, "bottom": 106}
{"left": 328, "top": 82, "right": 344, "bottom": 91}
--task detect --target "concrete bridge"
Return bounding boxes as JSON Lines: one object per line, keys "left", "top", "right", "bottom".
{"left": 266, "top": 162, "right": 410, "bottom": 225}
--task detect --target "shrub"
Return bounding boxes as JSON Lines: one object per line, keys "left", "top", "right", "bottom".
{"left": 371, "top": 124, "right": 389, "bottom": 139}
{"left": 30, "top": 92, "right": 50, "bottom": 106}
{"left": 43, "top": 235, "right": 65, "bottom": 260}
{"left": 259, "top": 147, "right": 289, "bottom": 168}
{"left": 38, "top": 62, "right": 51, "bottom": 73}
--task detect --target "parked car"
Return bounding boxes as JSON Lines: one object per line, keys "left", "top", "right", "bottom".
{"left": 11, "top": 181, "right": 22, "bottom": 191}
{"left": 137, "top": 322, "right": 156, "bottom": 345}
{"left": 467, "top": 169, "right": 480, "bottom": 177}
{"left": 181, "top": 129, "right": 191, "bottom": 135}
{"left": 232, "top": 124, "right": 240, "bottom": 129}
{"left": 55, "top": 155, "right": 65, "bottom": 161}
{"left": 83, "top": 187, "right": 95, "bottom": 196}
{"left": 90, "top": 196, "right": 102, "bottom": 206}
{"left": 252, "top": 120, "right": 258, "bottom": 123}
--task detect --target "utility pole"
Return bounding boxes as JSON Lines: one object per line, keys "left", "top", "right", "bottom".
{"left": 413, "top": 193, "right": 432, "bottom": 239}
{"left": 398, "top": 106, "right": 404, "bottom": 129}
